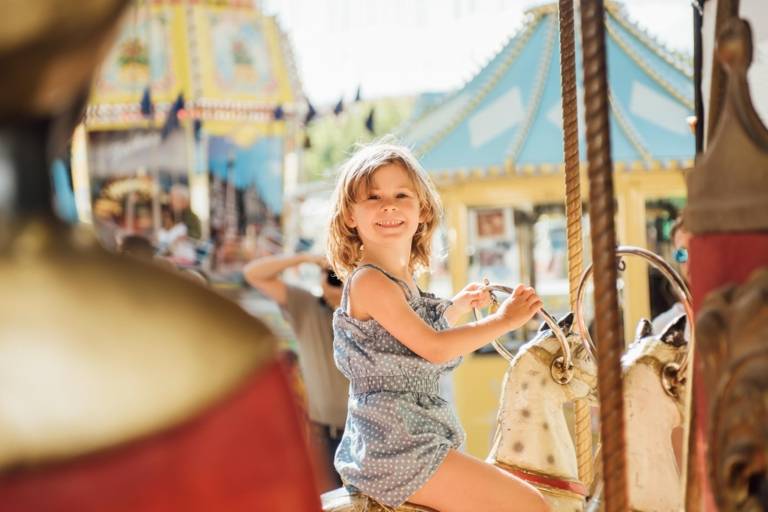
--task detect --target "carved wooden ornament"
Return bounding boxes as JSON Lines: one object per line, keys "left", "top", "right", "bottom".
{"left": 697, "top": 268, "right": 768, "bottom": 510}
{"left": 685, "top": 18, "right": 768, "bottom": 234}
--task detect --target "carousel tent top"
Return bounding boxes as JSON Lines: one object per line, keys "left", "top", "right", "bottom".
{"left": 86, "top": 0, "right": 301, "bottom": 132}
{"left": 399, "top": 2, "right": 694, "bottom": 178}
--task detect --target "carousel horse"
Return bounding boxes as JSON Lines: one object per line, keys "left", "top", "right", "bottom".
{"left": 322, "top": 307, "right": 597, "bottom": 512}
{"left": 486, "top": 311, "right": 598, "bottom": 511}
{"left": 575, "top": 246, "right": 693, "bottom": 512}
{"left": 622, "top": 315, "right": 688, "bottom": 512}
{"left": 491, "top": 312, "right": 688, "bottom": 512}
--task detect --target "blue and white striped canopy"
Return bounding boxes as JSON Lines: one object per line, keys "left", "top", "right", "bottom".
{"left": 399, "top": 3, "right": 694, "bottom": 176}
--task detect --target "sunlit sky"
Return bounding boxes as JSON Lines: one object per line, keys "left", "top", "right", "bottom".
{"left": 261, "top": 0, "right": 695, "bottom": 107}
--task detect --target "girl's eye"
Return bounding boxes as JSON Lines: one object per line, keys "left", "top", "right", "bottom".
{"left": 367, "top": 195, "right": 380, "bottom": 200}
{"left": 396, "top": 193, "right": 409, "bottom": 198}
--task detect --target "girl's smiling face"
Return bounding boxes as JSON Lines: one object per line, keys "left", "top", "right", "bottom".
{"left": 347, "top": 163, "right": 424, "bottom": 245}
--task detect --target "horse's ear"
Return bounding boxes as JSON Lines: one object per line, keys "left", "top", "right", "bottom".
{"left": 558, "top": 312, "right": 574, "bottom": 333}
{"left": 660, "top": 314, "right": 688, "bottom": 347}
{"left": 634, "top": 318, "right": 653, "bottom": 342}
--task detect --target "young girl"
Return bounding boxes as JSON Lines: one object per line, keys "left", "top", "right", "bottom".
{"left": 326, "top": 142, "right": 549, "bottom": 512}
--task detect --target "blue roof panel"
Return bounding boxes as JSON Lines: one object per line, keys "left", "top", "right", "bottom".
{"left": 421, "top": 15, "right": 554, "bottom": 171}
{"left": 606, "top": 31, "right": 694, "bottom": 160}
{"left": 516, "top": 33, "right": 568, "bottom": 164}
{"left": 606, "top": 12, "right": 692, "bottom": 102}
{"left": 401, "top": 4, "right": 695, "bottom": 173}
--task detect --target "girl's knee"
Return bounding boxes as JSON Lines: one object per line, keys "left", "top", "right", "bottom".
{"left": 528, "top": 493, "right": 551, "bottom": 512}
{"left": 511, "top": 489, "right": 549, "bottom": 512}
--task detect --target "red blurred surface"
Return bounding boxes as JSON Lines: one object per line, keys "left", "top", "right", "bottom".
{"left": 0, "top": 360, "right": 321, "bottom": 511}
{"left": 689, "top": 232, "right": 768, "bottom": 512}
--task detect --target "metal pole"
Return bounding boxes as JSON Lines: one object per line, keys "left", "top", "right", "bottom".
{"left": 579, "top": 1, "right": 628, "bottom": 510}
{"left": 558, "top": 0, "right": 593, "bottom": 490}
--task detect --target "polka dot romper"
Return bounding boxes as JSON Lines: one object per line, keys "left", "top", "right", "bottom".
{"left": 332, "top": 264, "right": 465, "bottom": 508}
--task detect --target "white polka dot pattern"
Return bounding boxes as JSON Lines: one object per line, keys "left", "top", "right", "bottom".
{"left": 332, "top": 264, "right": 465, "bottom": 508}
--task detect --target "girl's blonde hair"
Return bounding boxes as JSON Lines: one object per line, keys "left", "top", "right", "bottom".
{"left": 327, "top": 141, "right": 442, "bottom": 280}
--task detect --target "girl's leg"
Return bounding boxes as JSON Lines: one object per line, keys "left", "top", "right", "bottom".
{"left": 408, "top": 450, "right": 550, "bottom": 512}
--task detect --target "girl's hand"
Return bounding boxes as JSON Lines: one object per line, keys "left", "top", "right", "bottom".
{"left": 496, "top": 285, "right": 542, "bottom": 331}
{"left": 443, "top": 282, "right": 492, "bottom": 326}
{"left": 451, "top": 282, "right": 492, "bottom": 313}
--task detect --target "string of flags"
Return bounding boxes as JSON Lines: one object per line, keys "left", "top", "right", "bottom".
{"left": 161, "top": 93, "right": 185, "bottom": 140}
{"left": 140, "top": 86, "right": 154, "bottom": 118}
{"left": 301, "top": 85, "right": 376, "bottom": 147}
{"left": 138, "top": 82, "right": 376, "bottom": 145}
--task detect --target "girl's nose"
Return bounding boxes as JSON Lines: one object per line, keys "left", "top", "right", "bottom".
{"left": 382, "top": 201, "right": 398, "bottom": 211}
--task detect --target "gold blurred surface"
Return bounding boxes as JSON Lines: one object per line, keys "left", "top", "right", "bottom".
{"left": 0, "top": 218, "right": 276, "bottom": 470}
{"left": 0, "top": 0, "right": 121, "bottom": 52}
{"left": 0, "top": 0, "right": 128, "bottom": 117}
{"left": 321, "top": 487, "right": 437, "bottom": 512}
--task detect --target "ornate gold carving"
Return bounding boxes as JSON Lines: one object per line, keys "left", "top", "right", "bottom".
{"left": 685, "top": 18, "right": 768, "bottom": 234}
{"left": 697, "top": 267, "right": 768, "bottom": 510}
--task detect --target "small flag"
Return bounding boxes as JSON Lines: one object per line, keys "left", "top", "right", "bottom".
{"left": 140, "top": 86, "right": 154, "bottom": 118}
{"left": 365, "top": 107, "right": 375, "bottom": 134}
{"left": 273, "top": 104, "right": 284, "bottom": 120}
{"left": 333, "top": 96, "right": 344, "bottom": 116}
{"left": 354, "top": 85, "right": 362, "bottom": 102}
{"left": 304, "top": 100, "right": 316, "bottom": 125}
{"left": 303, "top": 133, "right": 312, "bottom": 149}
{"left": 161, "top": 93, "right": 185, "bottom": 139}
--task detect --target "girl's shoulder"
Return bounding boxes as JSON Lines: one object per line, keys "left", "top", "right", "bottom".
{"left": 348, "top": 266, "right": 404, "bottom": 298}
{"left": 345, "top": 266, "right": 412, "bottom": 322}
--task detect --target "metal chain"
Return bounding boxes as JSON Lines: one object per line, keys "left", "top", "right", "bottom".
{"left": 580, "top": 1, "right": 628, "bottom": 510}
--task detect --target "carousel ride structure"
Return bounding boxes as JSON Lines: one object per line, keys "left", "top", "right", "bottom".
{"left": 80, "top": 0, "right": 302, "bottom": 255}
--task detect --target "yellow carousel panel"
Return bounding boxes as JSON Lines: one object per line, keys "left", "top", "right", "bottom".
{"left": 204, "top": 120, "right": 286, "bottom": 142}
{"left": 192, "top": 5, "right": 294, "bottom": 105}
{"left": 91, "top": 2, "right": 188, "bottom": 108}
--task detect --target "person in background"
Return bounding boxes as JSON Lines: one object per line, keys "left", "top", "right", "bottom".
{"left": 651, "top": 217, "right": 691, "bottom": 468}
{"left": 169, "top": 184, "right": 201, "bottom": 240}
{"left": 243, "top": 252, "right": 347, "bottom": 491}
{"left": 651, "top": 218, "right": 691, "bottom": 339}
{"left": 118, "top": 234, "right": 156, "bottom": 261}
{"left": 158, "top": 205, "right": 197, "bottom": 265}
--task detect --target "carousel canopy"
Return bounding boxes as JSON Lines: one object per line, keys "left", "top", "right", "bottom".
{"left": 399, "top": 2, "right": 695, "bottom": 177}
{"left": 86, "top": 0, "right": 301, "bottom": 132}
{"left": 83, "top": 0, "right": 300, "bottom": 217}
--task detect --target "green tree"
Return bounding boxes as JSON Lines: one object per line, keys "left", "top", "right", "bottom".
{"left": 301, "top": 96, "right": 415, "bottom": 182}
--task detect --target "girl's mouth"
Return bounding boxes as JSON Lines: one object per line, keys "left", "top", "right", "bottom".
{"left": 375, "top": 220, "right": 405, "bottom": 228}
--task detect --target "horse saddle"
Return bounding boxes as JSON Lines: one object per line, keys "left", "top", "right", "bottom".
{"left": 321, "top": 487, "right": 437, "bottom": 511}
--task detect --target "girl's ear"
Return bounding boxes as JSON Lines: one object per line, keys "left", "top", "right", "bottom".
{"left": 345, "top": 213, "right": 357, "bottom": 228}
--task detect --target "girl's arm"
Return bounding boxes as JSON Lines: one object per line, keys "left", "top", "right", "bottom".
{"left": 348, "top": 268, "right": 541, "bottom": 364}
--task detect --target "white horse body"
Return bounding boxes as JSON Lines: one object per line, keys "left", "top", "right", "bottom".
{"left": 622, "top": 316, "right": 687, "bottom": 512}
{"left": 489, "top": 315, "right": 596, "bottom": 511}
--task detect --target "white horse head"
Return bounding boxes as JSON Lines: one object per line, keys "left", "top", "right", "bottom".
{"left": 622, "top": 314, "right": 688, "bottom": 512}
{"left": 488, "top": 312, "right": 597, "bottom": 510}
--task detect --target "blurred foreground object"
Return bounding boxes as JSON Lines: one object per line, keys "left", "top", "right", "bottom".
{"left": 684, "top": 16, "right": 768, "bottom": 512}
{"left": 0, "top": 1, "right": 320, "bottom": 510}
